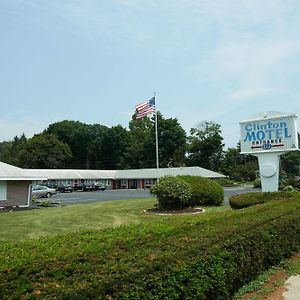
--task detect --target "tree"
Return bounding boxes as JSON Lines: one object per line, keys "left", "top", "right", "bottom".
{"left": 45, "top": 121, "right": 109, "bottom": 169}
{"left": 18, "top": 134, "right": 72, "bottom": 169}
{"left": 186, "top": 121, "right": 224, "bottom": 171}
{"left": 121, "top": 116, "right": 154, "bottom": 169}
{"left": 156, "top": 113, "right": 186, "bottom": 167}
{"left": 0, "top": 134, "right": 27, "bottom": 167}
{"left": 220, "top": 142, "right": 258, "bottom": 179}
{"left": 122, "top": 112, "right": 187, "bottom": 169}
{"left": 280, "top": 133, "right": 300, "bottom": 177}
{"left": 45, "top": 120, "right": 88, "bottom": 168}
{"left": 99, "top": 125, "right": 129, "bottom": 169}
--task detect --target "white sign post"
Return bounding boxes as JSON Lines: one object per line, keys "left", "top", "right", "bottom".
{"left": 240, "top": 112, "right": 299, "bottom": 192}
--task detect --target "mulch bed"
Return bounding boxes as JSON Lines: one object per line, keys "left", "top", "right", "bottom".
{"left": 144, "top": 207, "right": 204, "bottom": 215}
{"left": 0, "top": 206, "right": 36, "bottom": 213}
{"left": 0, "top": 202, "right": 62, "bottom": 213}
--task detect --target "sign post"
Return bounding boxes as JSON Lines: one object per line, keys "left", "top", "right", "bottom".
{"left": 240, "top": 112, "right": 299, "bottom": 192}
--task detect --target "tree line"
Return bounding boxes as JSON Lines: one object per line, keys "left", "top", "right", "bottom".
{"left": 0, "top": 112, "right": 299, "bottom": 181}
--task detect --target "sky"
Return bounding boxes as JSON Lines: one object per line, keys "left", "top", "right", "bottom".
{"left": 1, "top": 0, "right": 300, "bottom": 148}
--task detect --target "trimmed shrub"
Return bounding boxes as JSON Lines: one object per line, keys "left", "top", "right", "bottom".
{"left": 229, "top": 191, "right": 296, "bottom": 209}
{"left": 253, "top": 178, "right": 261, "bottom": 188}
{"left": 283, "top": 185, "right": 296, "bottom": 192}
{"left": 285, "top": 178, "right": 300, "bottom": 189}
{"left": 215, "top": 177, "right": 236, "bottom": 187}
{"left": 1, "top": 197, "right": 300, "bottom": 299}
{"left": 178, "top": 175, "right": 224, "bottom": 206}
{"left": 150, "top": 176, "right": 192, "bottom": 209}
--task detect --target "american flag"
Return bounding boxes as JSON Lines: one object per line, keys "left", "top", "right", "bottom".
{"left": 135, "top": 97, "right": 156, "bottom": 119}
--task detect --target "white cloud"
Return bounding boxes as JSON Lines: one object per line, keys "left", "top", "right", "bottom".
{"left": 227, "top": 88, "right": 272, "bottom": 102}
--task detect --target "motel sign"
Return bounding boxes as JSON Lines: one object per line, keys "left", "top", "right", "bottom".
{"left": 240, "top": 112, "right": 299, "bottom": 192}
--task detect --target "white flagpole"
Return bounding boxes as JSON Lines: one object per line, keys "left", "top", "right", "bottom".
{"left": 154, "top": 92, "right": 159, "bottom": 181}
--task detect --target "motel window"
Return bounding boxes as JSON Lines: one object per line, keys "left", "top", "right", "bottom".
{"left": 0, "top": 181, "right": 7, "bottom": 201}
{"left": 121, "top": 180, "right": 127, "bottom": 188}
{"left": 144, "top": 178, "right": 153, "bottom": 188}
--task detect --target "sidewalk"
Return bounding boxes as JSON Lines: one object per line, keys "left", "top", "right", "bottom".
{"left": 283, "top": 275, "right": 300, "bottom": 300}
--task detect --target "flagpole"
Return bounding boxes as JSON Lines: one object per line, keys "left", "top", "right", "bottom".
{"left": 154, "top": 92, "right": 159, "bottom": 181}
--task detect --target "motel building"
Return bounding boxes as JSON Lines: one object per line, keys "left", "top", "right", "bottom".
{"left": 0, "top": 161, "right": 225, "bottom": 207}
{"left": 26, "top": 166, "right": 225, "bottom": 190}
{"left": 0, "top": 162, "right": 45, "bottom": 208}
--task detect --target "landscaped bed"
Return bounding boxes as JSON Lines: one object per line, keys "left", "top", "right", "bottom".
{"left": 1, "top": 194, "right": 300, "bottom": 299}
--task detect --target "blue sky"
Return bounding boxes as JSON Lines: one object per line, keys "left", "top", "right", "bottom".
{"left": 1, "top": 0, "right": 300, "bottom": 148}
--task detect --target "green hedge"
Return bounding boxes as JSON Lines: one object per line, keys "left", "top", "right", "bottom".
{"left": 229, "top": 191, "right": 296, "bottom": 209}
{"left": 150, "top": 176, "right": 192, "bottom": 209}
{"left": 1, "top": 197, "right": 300, "bottom": 299}
{"left": 215, "top": 177, "right": 236, "bottom": 187}
{"left": 178, "top": 175, "right": 224, "bottom": 206}
{"left": 253, "top": 178, "right": 261, "bottom": 188}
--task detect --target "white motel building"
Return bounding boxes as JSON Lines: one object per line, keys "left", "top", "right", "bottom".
{"left": 0, "top": 161, "right": 225, "bottom": 207}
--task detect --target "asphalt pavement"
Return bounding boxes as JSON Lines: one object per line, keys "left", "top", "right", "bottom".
{"left": 51, "top": 185, "right": 261, "bottom": 206}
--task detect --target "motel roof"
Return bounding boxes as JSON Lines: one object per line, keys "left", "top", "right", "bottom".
{"left": 0, "top": 161, "right": 225, "bottom": 180}
{"left": 25, "top": 169, "right": 116, "bottom": 180}
{"left": 0, "top": 162, "right": 46, "bottom": 181}
{"left": 24, "top": 166, "right": 225, "bottom": 180}
{"left": 114, "top": 166, "right": 225, "bottom": 179}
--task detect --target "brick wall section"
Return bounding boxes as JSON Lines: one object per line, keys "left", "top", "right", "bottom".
{"left": 0, "top": 181, "right": 31, "bottom": 207}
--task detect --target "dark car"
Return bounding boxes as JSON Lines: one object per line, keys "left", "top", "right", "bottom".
{"left": 57, "top": 184, "right": 73, "bottom": 193}
{"left": 94, "top": 183, "right": 107, "bottom": 191}
{"left": 74, "top": 183, "right": 95, "bottom": 192}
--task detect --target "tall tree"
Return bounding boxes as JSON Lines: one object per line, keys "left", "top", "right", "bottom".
{"left": 100, "top": 125, "right": 129, "bottom": 169}
{"left": 280, "top": 133, "right": 300, "bottom": 177}
{"left": 156, "top": 113, "right": 186, "bottom": 167}
{"left": 186, "top": 121, "right": 224, "bottom": 171}
{"left": 0, "top": 134, "right": 27, "bottom": 167}
{"left": 121, "top": 117, "right": 154, "bottom": 169}
{"left": 122, "top": 112, "right": 187, "bottom": 169}
{"left": 45, "top": 121, "right": 109, "bottom": 169}
{"left": 45, "top": 120, "right": 88, "bottom": 168}
{"left": 18, "top": 134, "right": 72, "bottom": 169}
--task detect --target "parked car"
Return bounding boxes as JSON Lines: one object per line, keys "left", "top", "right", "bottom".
{"left": 94, "top": 183, "right": 107, "bottom": 191}
{"left": 74, "top": 183, "right": 95, "bottom": 192}
{"left": 56, "top": 184, "right": 73, "bottom": 193}
{"left": 31, "top": 185, "right": 57, "bottom": 198}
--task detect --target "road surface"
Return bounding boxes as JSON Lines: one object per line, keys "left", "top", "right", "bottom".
{"left": 50, "top": 186, "right": 261, "bottom": 206}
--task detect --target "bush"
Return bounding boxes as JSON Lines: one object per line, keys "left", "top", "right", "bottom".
{"left": 285, "top": 178, "right": 300, "bottom": 189}
{"left": 279, "top": 171, "right": 288, "bottom": 190}
{"left": 178, "top": 175, "right": 224, "bottom": 206}
{"left": 215, "top": 177, "right": 236, "bottom": 187}
{"left": 1, "top": 197, "right": 300, "bottom": 299}
{"left": 253, "top": 178, "right": 261, "bottom": 188}
{"left": 150, "top": 176, "right": 192, "bottom": 209}
{"left": 283, "top": 185, "right": 296, "bottom": 192}
{"left": 229, "top": 191, "right": 296, "bottom": 209}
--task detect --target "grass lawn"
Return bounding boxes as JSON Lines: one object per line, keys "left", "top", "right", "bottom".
{"left": 0, "top": 198, "right": 230, "bottom": 242}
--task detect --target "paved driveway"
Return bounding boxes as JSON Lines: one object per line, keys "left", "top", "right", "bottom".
{"left": 51, "top": 189, "right": 154, "bottom": 205}
{"left": 223, "top": 186, "right": 261, "bottom": 204}
{"left": 51, "top": 186, "right": 260, "bottom": 206}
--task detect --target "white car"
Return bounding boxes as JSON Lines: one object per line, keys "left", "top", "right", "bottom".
{"left": 31, "top": 185, "right": 57, "bottom": 198}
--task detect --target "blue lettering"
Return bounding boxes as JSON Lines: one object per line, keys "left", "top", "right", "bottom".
{"left": 245, "top": 124, "right": 252, "bottom": 131}
{"left": 276, "top": 128, "right": 283, "bottom": 139}
{"left": 257, "top": 131, "right": 265, "bottom": 140}
{"left": 265, "top": 129, "right": 274, "bottom": 139}
{"left": 284, "top": 128, "right": 291, "bottom": 138}
{"left": 244, "top": 131, "right": 256, "bottom": 141}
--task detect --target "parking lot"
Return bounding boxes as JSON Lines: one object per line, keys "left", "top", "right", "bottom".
{"left": 51, "top": 189, "right": 154, "bottom": 205}
{"left": 50, "top": 186, "right": 260, "bottom": 206}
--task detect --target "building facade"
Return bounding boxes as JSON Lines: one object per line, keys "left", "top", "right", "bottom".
{"left": 0, "top": 162, "right": 45, "bottom": 207}
{"left": 27, "top": 166, "right": 225, "bottom": 190}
